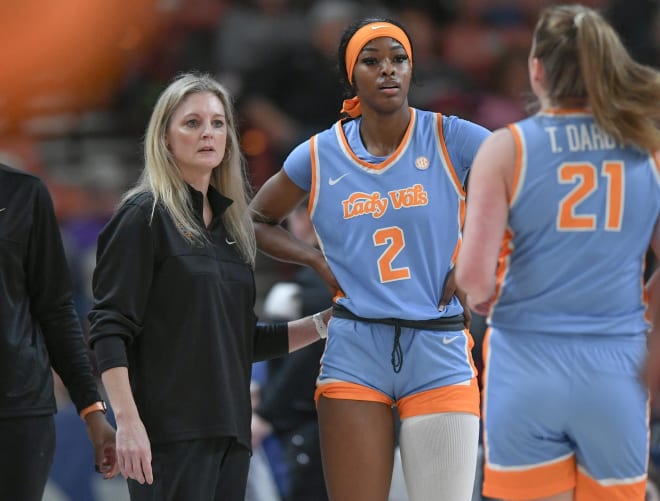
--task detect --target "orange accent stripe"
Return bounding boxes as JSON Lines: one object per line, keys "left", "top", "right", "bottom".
{"left": 451, "top": 237, "right": 462, "bottom": 265}
{"left": 437, "top": 113, "right": 466, "bottom": 196}
{"left": 483, "top": 455, "right": 576, "bottom": 500}
{"left": 576, "top": 470, "right": 646, "bottom": 501}
{"left": 464, "top": 327, "right": 478, "bottom": 375}
{"left": 309, "top": 135, "right": 318, "bottom": 212}
{"left": 459, "top": 196, "right": 466, "bottom": 228}
{"left": 450, "top": 198, "right": 467, "bottom": 264}
{"left": 396, "top": 377, "right": 480, "bottom": 419}
{"left": 338, "top": 109, "right": 415, "bottom": 171}
{"left": 492, "top": 228, "right": 514, "bottom": 306}
{"left": 314, "top": 381, "right": 393, "bottom": 406}
{"left": 652, "top": 150, "right": 660, "bottom": 177}
{"left": 541, "top": 108, "right": 591, "bottom": 116}
{"left": 507, "top": 124, "right": 523, "bottom": 205}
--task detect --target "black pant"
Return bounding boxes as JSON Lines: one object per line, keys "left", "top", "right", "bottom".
{"left": 128, "top": 437, "right": 250, "bottom": 501}
{"left": 0, "top": 415, "right": 55, "bottom": 501}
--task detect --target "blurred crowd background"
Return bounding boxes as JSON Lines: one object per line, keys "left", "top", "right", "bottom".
{"left": 0, "top": 0, "right": 657, "bottom": 500}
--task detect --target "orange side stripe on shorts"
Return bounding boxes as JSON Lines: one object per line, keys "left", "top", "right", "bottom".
{"left": 396, "top": 377, "right": 480, "bottom": 419}
{"left": 314, "top": 381, "right": 394, "bottom": 406}
{"left": 576, "top": 470, "right": 646, "bottom": 501}
{"left": 483, "top": 455, "right": 576, "bottom": 500}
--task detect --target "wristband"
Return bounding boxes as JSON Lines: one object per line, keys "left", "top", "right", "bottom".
{"left": 80, "top": 401, "right": 107, "bottom": 421}
{"left": 312, "top": 312, "right": 328, "bottom": 340}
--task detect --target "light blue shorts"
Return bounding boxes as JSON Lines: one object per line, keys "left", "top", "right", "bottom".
{"left": 482, "top": 328, "right": 649, "bottom": 500}
{"left": 316, "top": 317, "right": 479, "bottom": 418}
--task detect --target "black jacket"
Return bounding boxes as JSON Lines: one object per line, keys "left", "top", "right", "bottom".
{"left": 0, "top": 163, "right": 101, "bottom": 417}
{"left": 88, "top": 185, "right": 287, "bottom": 449}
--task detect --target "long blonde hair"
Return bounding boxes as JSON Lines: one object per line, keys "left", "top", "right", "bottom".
{"left": 532, "top": 4, "right": 660, "bottom": 152}
{"left": 123, "top": 72, "right": 256, "bottom": 266}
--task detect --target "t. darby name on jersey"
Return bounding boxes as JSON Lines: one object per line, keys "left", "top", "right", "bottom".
{"left": 342, "top": 183, "right": 428, "bottom": 219}
{"left": 545, "top": 123, "right": 622, "bottom": 154}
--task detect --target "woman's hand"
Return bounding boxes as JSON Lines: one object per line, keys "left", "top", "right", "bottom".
{"left": 85, "top": 411, "right": 120, "bottom": 479}
{"left": 115, "top": 414, "right": 153, "bottom": 485}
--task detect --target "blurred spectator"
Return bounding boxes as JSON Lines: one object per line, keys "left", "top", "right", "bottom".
{"left": 58, "top": 156, "right": 126, "bottom": 323}
{"left": 255, "top": 204, "right": 333, "bottom": 501}
{"left": 607, "top": 0, "right": 660, "bottom": 65}
{"left": 394, "top": 3, "right": 478, "bottom": 113}
{"left": 246, "top": 373, "right": 284, "bottom": 501}
{"left": 439, "top": 0, "right": 532, "bottom": 87}
{"left": 239, "top": 0, "right": 359, "bottom": 182}
{"left": 471, "top": 47, "right": 529, "bottom": 130}
{"left": 212, "top": 0, "right": 309, "bottom": 97}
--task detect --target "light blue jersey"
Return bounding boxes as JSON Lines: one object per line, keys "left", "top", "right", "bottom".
{"left": 284, "top": 108, "right": 490, "bottom": 320}
{"left": 490, "top": 110, "right": 660, "bottom": 335}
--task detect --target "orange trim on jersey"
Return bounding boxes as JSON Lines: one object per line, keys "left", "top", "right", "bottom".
{"left": 314, "top": 381, "right": 394, "bottom": 406}
{"left": 540, "top": 108, "right": 591, "bottom": 116}
{"left": 337, "top": 109, "right": 415, "bottom": 171}
{"left": 576, "top": 470, "right": 646, "bottom": 501}
{"left": 491, "top": 228, "right": 514, "bottom": 308}
{"left": 436, "top": 113, "right": 466, "bottom": 197}
{"left": 465, "top": 327, "right": 478, "bottom": 374}
{"left": 507, "top": 124, "right": 524, "bottom": 206}
{"left": 397, "top": 377, "right": 480, "bottom": 419}
{"left": 309, "top": 135, "right": 319, "bottom": 212}
{"left": 451, "top": 237, "right": 462, "bottom": 265}
{"left": 483, "top": 454, "right": 576, "bottom": 500}
{"left": 450, "top": 198, "right": 467, "bottom": 264}
{"left": 652, "top": 150, "right": 660, "bottom": 177}
{"left": 458, "top": 196, "right": 466, "bottom": 228}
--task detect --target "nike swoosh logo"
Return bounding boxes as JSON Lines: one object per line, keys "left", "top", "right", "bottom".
{"left": 225, "top": 238, "right": 236, "bottom": 245}
{"left": 328, "top": 173, "right": 349, "bottom": 186}
{"left": 442, "top": 335, "right": 460, "bottom": 345}
{"left": 0, "top": 208, "right": 5, "bottom": 212}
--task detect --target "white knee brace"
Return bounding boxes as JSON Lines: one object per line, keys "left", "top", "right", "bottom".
{"left": 399, "top": 412, "right": 480, "bottom": 501}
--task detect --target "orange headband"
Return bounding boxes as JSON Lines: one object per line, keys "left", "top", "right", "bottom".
{"left": 345, "top": 22, "right": 413, "bottom": 85}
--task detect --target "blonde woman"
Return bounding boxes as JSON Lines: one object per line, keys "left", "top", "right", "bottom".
{"left": 456, "top": 4, "right": 660, "bottom": 501}
{"left": 88, "top": 73, "right": 329, "bottom": 500}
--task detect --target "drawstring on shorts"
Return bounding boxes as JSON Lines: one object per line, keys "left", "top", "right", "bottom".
{"left": 391, "top": 322, "right": 404, "bottom": 373}
{"left": 332, "top": 305, "right": 465, "bottom": 373}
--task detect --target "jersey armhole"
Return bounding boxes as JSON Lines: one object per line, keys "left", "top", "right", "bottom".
{"left": 507, "top": 124, "right": 525, "bottom": 207}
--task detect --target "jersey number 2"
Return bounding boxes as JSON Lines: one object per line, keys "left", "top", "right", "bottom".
{"left": 557, "top": 161, "right": 623, "bottom": 231}
{"left": 374, "top": 227, "right": 411, "bottom": 283}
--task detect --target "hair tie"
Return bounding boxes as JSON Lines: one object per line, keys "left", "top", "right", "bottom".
{"left": 340, "top": 96, "right": 361, "bottom": 118}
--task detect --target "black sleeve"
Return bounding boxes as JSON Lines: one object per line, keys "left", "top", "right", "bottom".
{"left": 252, "top": 321, "right": 289, "bottom": 362}
{"left": 26, "top": 180, "right": 100, "bottom": 413}
{"left": 88, "top": 202, "right": 155, "bottom": 371}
